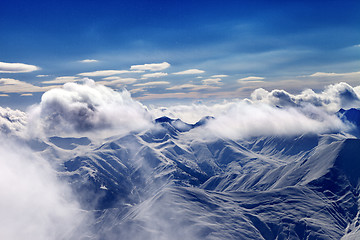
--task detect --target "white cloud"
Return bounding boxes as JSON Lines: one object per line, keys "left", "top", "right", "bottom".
{"left": 41, "top": 76, "right": 80, "bottom": 84}
{"left": 211, "top": 75, "right": 228, "bottom": 78}
{"left": 79, "top": 59, "right": 99, "bottom": 63}
{"left": 36, "top": 75, "right": 49, "bottom": 77}
{"left": 130, "top": 88, "right": 146, "bottom": 94}
{"left": 98, "top": 77, "right": 137, "bottom": 86}
{"left": 28, "top": 79, "right": 152, "bottom": 135}
{"left": 130, "top": 62, "right": 170, "bottom": 72}
{"left": 309, "top": 71, "right": 360, "bottom": 78}
{"left": 237, "top": 76, "right": 265, "bottom": 82}
{"left": 0, "top": 78, "right": 54, "bottom": 93}
{"left": 0, "top": 138, "right": 89, "bottom": 240}
{"left": 202, "top": 78, "right": 223, "bottom": 85}
{"left": 0, "top": 107, "right": 27, "bottom": 135}
{"left": 20, "top": 93, "right": 33, "bottom": 97}
{"left": 0, "top": 61, "right": 40, "bottom": 73}
{"left": 204, "top": 102, "right": 348, "bottom": 139}
{"left": 166, "top": 83, "right": 220, "bottom": 91}
{"left": 173, "top": 69, "right": 205, "bottom": 75}
{"left": 141, "top": 72, "right": 168, "bottom": 79}
{"left": 134, "top": 81, "right": 170, "bottom": 87}
{"left": 251, "top": 82, "right": 360, "bottom": 112}
{"left": 78, "top": 70, "right": 130, "bottom": 77}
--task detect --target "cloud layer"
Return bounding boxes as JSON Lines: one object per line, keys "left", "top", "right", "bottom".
{"left": 151, "top": 82, "right": 360, "bottom": 139}
{"left": 1, "top": 81, "right": 359, "bottom": 140}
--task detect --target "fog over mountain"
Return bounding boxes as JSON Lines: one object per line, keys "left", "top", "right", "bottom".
{"left": 1, "top": 80, "right": 360, "bottom": 239}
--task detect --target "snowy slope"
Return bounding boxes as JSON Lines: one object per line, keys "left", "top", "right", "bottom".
{"left": 31, "top": 115, "right": 360, "bottom": 240}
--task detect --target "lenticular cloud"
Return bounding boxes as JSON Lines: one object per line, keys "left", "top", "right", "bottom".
{"left": 28, "top": 79, "right": 152, "bottom": 136}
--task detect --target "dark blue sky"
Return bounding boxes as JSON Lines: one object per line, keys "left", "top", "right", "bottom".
{"left": 0, "top": 0, "right": 359, "bottom": 108}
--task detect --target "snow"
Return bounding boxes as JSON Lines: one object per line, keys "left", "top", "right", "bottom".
{"left": 22, "top": 111, "right": 359, "bottom": 239}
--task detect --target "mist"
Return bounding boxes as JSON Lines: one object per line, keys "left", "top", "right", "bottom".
{"left": 0, "top": 137, "right": 91, "bottom": 240}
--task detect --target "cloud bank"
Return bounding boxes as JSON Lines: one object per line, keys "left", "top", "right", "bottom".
{"left": 1, "top": 81, "right": 359, "bottom": 140}
{"left": 151, "top": 82, "right": 360, "bottom": 139}
{"left": 251, "top": 82, "right": 360, "bottom": 112}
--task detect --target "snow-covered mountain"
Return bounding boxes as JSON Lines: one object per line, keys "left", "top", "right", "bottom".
{"left": 27, "top": 110, "right": 360, "bottom": 240}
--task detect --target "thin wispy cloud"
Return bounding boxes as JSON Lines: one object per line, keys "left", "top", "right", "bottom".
{"left": 141, "top": 72, "right": 168, "bottom": 79}
{"left": 173, "top": 69, "right": 205, "bottom": 75}
{"left": 167, "top": 83, "right": 220, "bottom": 91}
{"left": 202, "top": 78, "right": 223, "bottom": 85}
{"left": 134, "top": 81, "right": 170, "bottom": 87}
{"left": 98, "top": 77, "right": 137, "bottom": 86}
{"left": 79, "top": 59, "right": 99, "bottom": 63}
{"left": 20, "top": 93, "right": 33, "bottom": 96}
{"left": 36, "top": 75, "right": 49, "bottom": 78}
{"left": 0, "top": 78, "right": 54, "bottom": 93}
{"left": 78, "top": 70, "right": 130, "bottom": 77}
{"left": 0, "top": 62, "right": 39, "bottom": 73}
{"left": 41, "top": 76, "right": 80, "bottom": 84}
{"left": 130, "top": 62, "right": 170, "bottom": 72}
{"left": 211, "top": 75, "right": 228, "bottom": 78}
{"left": 309, "top": 71, "right": 360, "bottom": 78}
{"left": 238, "top": 76, "right": 265, "bottom": 82}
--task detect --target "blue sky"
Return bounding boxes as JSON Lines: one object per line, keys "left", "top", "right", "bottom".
{"left": 0, "top": 0, "right": 359, "bottom": 109}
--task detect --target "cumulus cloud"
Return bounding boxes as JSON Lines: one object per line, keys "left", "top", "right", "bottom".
{"left": 150, "top": 82, "right": 360, "bottom": 139}
{"left": 141, "top": 72, "right": 168, "bottom": 79}
{"left": 0, "top": 107, "right": 27, "bottom": 135}
{"left": 78, "top": 70, "right": 130, "bottom": 77}
{"left": 251, "top": 82, "right": 360, "bottom": 112}
{"left": 172, "top": 69, "right": 205, "bottom": 75}
{"left": 28, "top": 79, "right": 152, "bottom": 136}
{"left": 79, "top": 59, "right": 99, "bottom": 63}
{"left": 130, "top": 62, "right": 170, "bottom": 72}
{"left": 0, "top": 138, "right": 89, "bottom": 240}
{"left": 0, "top": 61, "right": 40, "bottom": 73}
{"left": 202, "top": 78, "right": 223, "bottom": 85}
